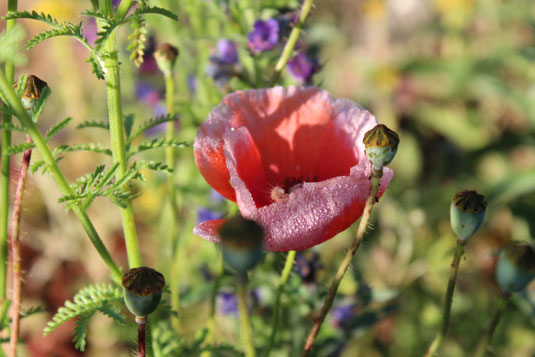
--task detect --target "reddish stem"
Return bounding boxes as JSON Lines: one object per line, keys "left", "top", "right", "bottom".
{"left": 136, "top": 316, "right": 147, "bottom": 357}
{"left": 9, "top": 136, "right": 32, "bottom": 357}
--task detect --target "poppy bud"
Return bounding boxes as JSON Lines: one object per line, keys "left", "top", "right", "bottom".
{"left": 21, "top": 75, "right": 48, "bottom": 114}
{"left": 219, "top": 216, "right": 264, "bottom": 273}
{"left": 363, "top": 124, "right": 399, "bottom": 171}
{"left": 154, "top": 43, "right": 179, "bottom": 77}
{"left": 495, "top": 242, "right": 535, "bottom": 294}
{"left": 450, "top": 190, "right": 487, "bottom": 241}
{"left": 121, "top": 267, "right": 165, "bottom": 317}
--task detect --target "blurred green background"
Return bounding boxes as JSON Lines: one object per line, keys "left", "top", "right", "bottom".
{"left": 1, "top": 0, "right": 535, "bottom": 356}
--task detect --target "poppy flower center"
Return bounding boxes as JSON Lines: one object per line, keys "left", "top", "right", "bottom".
{"left": 270, "top": 175, "right": 317, "bottom": 203}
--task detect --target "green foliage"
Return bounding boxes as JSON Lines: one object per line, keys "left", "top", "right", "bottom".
{"left": 76, "top": 120, "right": 110, "bottom": 130}
{"left": 53, "top": 143, "right": 113, "bottom": 157}
{"left": 27, "top": 22, "right": 89, "bottom": 50}
{"left": 3, "top": 10, "right": 60, "bottom": 27}
{"left": 127, "top": 17, "right": 147, "bottom": 67}
{"left": 127, "top": 114, "right": 180, "bottom": 145}
{"left": 43, "top": 284, "right": 125, "bottom": 351}
{"left": 6, "top": 142, "right": 34, "bottom": 155}
{"left": 14, "top": 73, "right": 28, "bottom": 98}
{"left": 32, "top": 87, "right": 52, "bottom": 120}
{"left": 131, "top": 5, "right": 179, "bottom": 22}
{"left": 86, "top": 55, "right": 105, "bottom": 80}
{"left": 58, "top": 164, "right": 140, "bottom": 211}
{"left": 45, "top": 117, "right": 72, "bottom": 142}
{"left": 127, "top": 138, "right": 188, "bottom": 159}
{"left": 0, "top": 122, "right": 23, "bottom": 132}
{"left": 0, "top": 24, "right": 27, "bottom": 65}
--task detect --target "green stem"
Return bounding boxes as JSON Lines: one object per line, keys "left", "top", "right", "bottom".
{"left": 98, "top": 0, "right": 142, "bottom": 268}
{"left": 265, "top": 250, "right": 296, "bottom": 357}
{"left": 474, "top": 295, "right": 510, "bottom": 357}
{"left": 114, "top": 0, "right": 135, "bottom": 20}
{"left": 269, "top": 0, "right": 315, "bottom": 86}
{"left": 302, "top": 169, "right": 382, "bottom": 356}
{"left": 424, "top": 240, "right": 465, "bottom": 357}
{"left": 202, "top": 254, "right": 224, "bottom": 357}
{"left": 0, "top": 0, "right": 18, "bottom": 303}
{"left": 237, "top": 273, "right": 256, "bottom": 357}
{"left": 0, "top": 69, "right": 122, "bottom": 282}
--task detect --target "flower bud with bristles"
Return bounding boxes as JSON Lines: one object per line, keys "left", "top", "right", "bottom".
{"left": 154, "top": 43, "right": 179, "bottom": 77}
{"left": 450, "top": 190, "right": 487, "bottom": 241}
{"left": 219, "top": 216, "right": 264, "bottom": 273}
{"left": 363, "top": 124, "right": 399, "bottom": 171}
{"left": 21, "top": 75, "right": 48, "bottom": 114}
{"left": 496, "top": 242, "right": 535, "bottom": 294}
{"left": 122, "top": 267, "right": 165, "bottom": 317}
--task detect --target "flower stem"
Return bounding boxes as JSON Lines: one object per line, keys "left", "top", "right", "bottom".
{"left": 0, "top": 68, "right": 122, "bottom": 283}
{"left": 474, "top": 295, "right": 510, "bottom": 357}
{"left": 302, "top": 169, "right": 382, "bottom": 356}
{"left": 8, "top": 136, "right": 31, "bottom": 357}
{"left": 0, "top": 0, "right": 19, "bottom": 304}
{"left": 202, "top": 254, "right": 224, "bottom": 357}
{"left": 136, "top": 316, "right": 147, "bottom": 357}
{"left": 265, "top": 250, "right": 296, "bottom": 357}
{"left": 98, "top": 0, "right": 142, "bottom": 269}
{"left": 237, "top": 273, "right": 256, "bottom": 357}
{"left": 269, "top": 0, "right": 315, "bottom": 86}
{"left": 424, "top": 240, "right": 466, "bottom": 357}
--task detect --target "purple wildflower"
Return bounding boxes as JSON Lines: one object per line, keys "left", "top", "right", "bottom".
{"left": 210, "top": 189, "right": 226, "bottom": 204}
{"left": 216, "top": 39, "right": 239, "bottom": 65}
{"left": 134, "top": 81, "right": 171, "bottom": 135}
{"left": 197, "top": 207, "right": 224, "bottom": 224}
{"left": 294, "top": 252, "right": 322, "bottom": 285}
{"left": 84, "top": 18, "right": 98, "bottom": 46}
{"left": 331, "top": 303, "right": 355, "bottom": 328}
{"left": 247, "top": 19, "right": 279, "bottom": 53}
{"left": 287, "top": 52, "right": 320, "bottom": 84}
{"left": 217, "top": 291, "right": 238, "bottom": 315}
{"left": 206, "top": 40, "right": 240, "bottom": 86}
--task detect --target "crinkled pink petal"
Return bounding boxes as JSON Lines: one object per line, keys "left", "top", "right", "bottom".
{"left": 193, "top": 219, "right": 227, "bottom": 244}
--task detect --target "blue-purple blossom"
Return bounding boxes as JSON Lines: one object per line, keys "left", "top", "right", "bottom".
{"left": 294, "top": 252, "right": 322, "bottom": 285}
{"left": 247, "top": 19, "right": 279, "bottom": 53}
{"left": 217, "top": 291, "right": 238, "bottom": 315}
{"left": 197, "top": 207, "right": 224, "bottom": 224}
{"left": 216, "top": 39, "right": 239, "bottom": 65}
{"left": 331, "top": 303, "right": 355, "bottom": 328}
{"left": 287, "top": 52, "right": 320, "bottom": 84}
{"left": 135, "top": 82, "right": 167, "bottom": 135}
{"left": 206, "top": 39, "right": 240, "bottom": 86}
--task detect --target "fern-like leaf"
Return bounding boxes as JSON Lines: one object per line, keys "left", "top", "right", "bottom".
{"left": 76, "top": 120, "right": 109, "bottom": 130}
{"left": 97, "top": 302, "right": 125, "bottom": 325}
{"left": 43, "top": 284, "right": 122, "bottom": 337}
{"left": 32, "top": 86, "right": 52, "bottom": 119}
{"left": 86, "top": 55, "right": 105, "bottom": 80}
{"left": 128, "top": 138, "right": 188, "bottom": 158}
{"left": 45, "top": 117, "right": 71, "bottom": 142}
{"left": 132, "top": 6, "right": 178, "bottom": 22}
{"left": 14, "top": 73, "right": 28, "bottom": 98}
{"left": 127, "top": 114, "right": 180, "bottom": 144}
{"left": 7, "top": 142, "right": 34, "bottom": 155}
{"left": 53, "top": 143, "right": 112, "bottom": 156}
{"left": 0, "top": 122, "right": 24, "bottom": 132}
{"left": 133, "top": 161, "right": 173, "bottom": 174}
{"left": 73, "top": 312, "right": 94, "bottom": 351}
{"left": 94, "top": 18, "right": 128, "bottom": 51}
{"left": 27, "top": 22, "right": 89, "bottom": 50}
{"left": 127, "top": 17, "right": 147, "bottom": 67}
{"left": 3, "top": 10, "right": 60, "bottom": 27}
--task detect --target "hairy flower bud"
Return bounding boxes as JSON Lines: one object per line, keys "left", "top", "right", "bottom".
{"left": 450, "top": 190, "right": 487, "bottom": 241}
{"left": 496, "top": 242, "right": 535, "bottom": 294}
{"left": 219, "top": 216, "right": 264, "bottom": 273}
{"left": 21, "top": 75, "right": 48, "bottom": 114}
{"left": 122, "top": 267, "right": 165, "bottom": 317}
{"left": 363, "top": 124, "right": 399, "bottom": 171}
{"left": 154, "top": 43, "right": 179, "bottom": 77}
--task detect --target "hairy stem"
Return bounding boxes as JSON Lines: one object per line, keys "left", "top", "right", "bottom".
{"left": 424, "top": 240, "right": 466, "bottom": 357}
{"left": 237, "top": 274, "right": 256, "bottom": 357}
{"left": 98, "top": 0, "right": 142, "bottom": 268}
{"left": 265, "top": 250, "right": 296, "bottom": 357}
{"left": 0, "top": 0, "right": 19, "bottom": 303}
{"left": 269, "top": 0, "right": 315, "bottom": 86}
{"left": 302, "top": 170, "right": 382, "bottom": 356}
{"left": 8, "top": 136, "right": 31, "bottom": 357}
{"left": 136, "top": 316, "right": 147, "bottom": 357}
{"left": 474, "top": 295, "right": 510, "bottom": 357}
{"left": 0, "top": 69, "right": 122, "bottom": 282}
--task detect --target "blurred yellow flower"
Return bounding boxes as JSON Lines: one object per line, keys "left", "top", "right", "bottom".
{"left": 33, "top": 0, "right": 79, "bottom": 22}
{"left": 362, "top": 0, "right": 386, "bottom": 21}
{"left": 373, "top": 66, "right": 400, "bottom": 94}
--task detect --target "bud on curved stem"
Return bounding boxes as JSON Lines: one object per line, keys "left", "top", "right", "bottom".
{"left": 122, "top": 266, "right": 165, "bottom": 317}
{"left": 20, "top": 75, "right": 47, "bottom": 115}
{"left": 363, "top": 124, "right": 399, "bottom": 171}
{"left": 450, "top": 190, "right": 487, "bottom": 241}
{"left": 154, "top": 43, "right": 179, "bottom": 77}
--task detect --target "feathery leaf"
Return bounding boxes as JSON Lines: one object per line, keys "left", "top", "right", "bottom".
{"left": 45, "top": 117, "right": 72, "bottom": 142}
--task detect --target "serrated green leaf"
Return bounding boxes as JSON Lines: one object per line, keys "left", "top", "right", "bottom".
{"left": 76, "top": 120, "right": 109, "bottom": 130}
{"left": 53, "top": 143, "right": 112, "bottom": 156}
{"left": 15, "top": 73, "right": 28, "bottom": 98}
{"left": 73, "top": 312, "right": 94, "bottom": 351}
{"left": 27, "top": 22, "right": 90, "bottom": 50}
{"left": 0, "top": 122, "right": 24, "bottom": 132}
{"left": 33, "top": 86, "right": 51, "bottom": 119}
{"left": 128, "top": 138, "right": 188, "bottom": 158}
{"left": 133, "top": 6, "right": 178, "bottom": 22}
{"left": 97, "top": 302, "right": 125, "bottom": 325}
{"left": 85, "top": 55, "right": 105, "bottom": 80}
{"left": 128, "top": 114, "right": 180, "bottom": 144}
{"left": 7, "top": 142, "right": 34, "bottom": 155}
{"left": 30, "top": 160, "right": 46, "bottom": 174}
{"left": 0, "top": 24, "right": 27, "bottom": 65}
{"left": 94, "top": 19, "right": 127, "bottom": 51}
{"left": 133, "top": 161, "right": 173, "bottom": 174}
{"left": 124, "top": 113, "right": 135, "bottom": 140}
{"left": 45, "top": 117, "right": 72, "bottom": 142}
{"left": 3, "top": 10, "right": 60, "bottom": 27}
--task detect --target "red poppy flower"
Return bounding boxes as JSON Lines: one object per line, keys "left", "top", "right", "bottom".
{"left": 194, "top": 86, "right": 394, "bottom": 251}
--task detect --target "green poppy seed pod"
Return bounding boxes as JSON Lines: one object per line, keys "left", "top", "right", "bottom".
{"left": 363, "top": 124, "right": 400, "bottom": 171}
{"left": 450, "top": 190, "right": 487, "bottom": 241}
{"left": 121, "top": 267, "right": 165, "bottom": 317}
{"left": 495, "top": 242, "right": 535, "bottom": 294}
{"left": 21, "top": 75, "right": 48, "bottom": 114}
{"left": 154, "top": 43, "right": 179, "bottom": 77}
{"left": 219, "top": 216, "right": 264, "bottom": 273}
